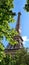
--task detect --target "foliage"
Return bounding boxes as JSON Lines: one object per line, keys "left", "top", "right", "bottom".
{"left": 0, "top": 42, "right": 5, "bottom": 62}
{"left": 0, "top": 42, "right": 5, "bottom": 51}
{"left": 14, "top": 48, "right": 29, "bottom": 65}
{"left": 0, "top": 0, "right": 13, "bottom": 39}
{"left": 0, "top": 0, "right": 18, "bottom": 62}
{"left": 0, "top": 0, "right": 19, "bottom": 45}
{"left": 0, "top": 54, "right": 16, "bottom": 65}
{"left": 24, "top": 0, "right": 29, "bottom": 12}
{"left": 6, "top": 29, "right": 18, "bottom": 45}
{"left": 0, "top": 48, "right": 29, "bottom": 65}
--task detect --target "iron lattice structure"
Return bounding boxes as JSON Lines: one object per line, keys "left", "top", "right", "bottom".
{"left": 5, "top": 12, "right": 23, "bottom": 55}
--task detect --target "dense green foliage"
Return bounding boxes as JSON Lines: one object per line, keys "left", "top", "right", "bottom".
{"left": 0, "top": 0, "right": 18, "bottom": 45}
{"left": 24, "top": 0, "right": 29, "bottom": 12}
{"left": 0, "top": 42, "right": 5, "bottom": 61}
{"left": 0, "top": 0, "right": 18, "bottom": 62}
{"left": 0, "top": 0, "right": 13, "bottom": 39}
{"left": 0, "top": 48, "right": 29, "bottom": 65}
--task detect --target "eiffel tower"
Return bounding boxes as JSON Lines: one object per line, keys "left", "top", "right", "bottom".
{"left": 5, "top": 12, "right": 23, "bottom": 54}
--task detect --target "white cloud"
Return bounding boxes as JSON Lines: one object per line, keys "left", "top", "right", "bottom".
{"left": 22, "top": 36, "right": 29, "bottom": 44}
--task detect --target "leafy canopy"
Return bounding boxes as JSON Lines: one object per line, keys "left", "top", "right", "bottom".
{"left": 0, "top": 48, "right": 29, "bottom": 65}
{"left": 0, "top": 0, "right": 18, "bottom": 61}
{"left": 0, "top": 42, "right": 5, "bottom": 62}
{"left": 0, "top": 0, "right": 18, "bottom": 45}
{"left": 24, "top": 0, "right": 29, "bottom": 12}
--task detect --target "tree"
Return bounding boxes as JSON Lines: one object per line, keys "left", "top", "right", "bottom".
{"left": 0, "top": 48, "right": 29, "bottom": 65}
{"left": 0, "top": 54, "right": 16, "bottom": 65}
{"left": 0, "top": 0, "right": 18, "bottom": 62}
{"left": 24, "top": 0, "right": 29, "bottom": 12}
{"left": 0, "top": 0, "right": 18, "bottom": 45}
{"left": 13, "top": 48, "right": 29, "bottom": 65}
{"left": 0, "top": 42, "right": 5, "bottom": 62}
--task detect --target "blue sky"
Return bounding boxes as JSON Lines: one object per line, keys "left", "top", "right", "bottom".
{"left": 3, "top": 0, "right": 29, "bottom": 48}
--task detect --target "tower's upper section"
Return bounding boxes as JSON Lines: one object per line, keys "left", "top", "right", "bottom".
{"left": 16, "top": 12, "right": 21, "bottom": 33}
